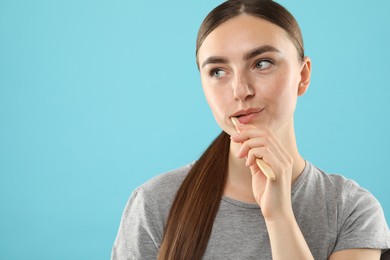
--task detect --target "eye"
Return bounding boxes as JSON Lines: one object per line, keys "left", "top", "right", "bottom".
{"left": 255, "top": 60, "right": 273, "bottom": 70}
{"left": 210, "top": 68, "right": 226, "bottom": 78}
{"left": 209, "top": 68, "right": 227, "bottom": 78}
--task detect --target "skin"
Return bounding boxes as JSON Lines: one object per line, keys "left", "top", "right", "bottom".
{"left": 197, "top": 14, "right": 380, "bottom": 260}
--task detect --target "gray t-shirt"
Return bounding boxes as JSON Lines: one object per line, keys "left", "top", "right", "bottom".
{"left": 112, "top": 161, "right": 390, "bottom": 259}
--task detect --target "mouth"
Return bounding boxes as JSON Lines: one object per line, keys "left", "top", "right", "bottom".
{"left": 230, "top": 108, "right": 264, "bottom": 124}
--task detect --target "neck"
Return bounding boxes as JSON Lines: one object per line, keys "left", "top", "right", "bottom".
{"left": 224, "top": 121, "right": 305, "bottom": 203}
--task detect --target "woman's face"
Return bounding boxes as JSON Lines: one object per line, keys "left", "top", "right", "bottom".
{"left": 197, "top": 15, "right": 310, "bottom": 136}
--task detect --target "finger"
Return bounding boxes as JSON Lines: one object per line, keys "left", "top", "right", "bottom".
{"left": 248, "top": 148, "right": 279, "bottom": 183}
{"left": 236, "top": 134, "right": 285, "bottom": 165}
{"left": 246, "top": 146, "right": 287, "bottom": 180}
{"left": 246, "top": 146, "right": 273, "bottom": 167}
{"left": 250, "top": 162, "right": 268, "bottom": 182}
{"left": 235, "top": 137, "right": 271, "bottom": 158}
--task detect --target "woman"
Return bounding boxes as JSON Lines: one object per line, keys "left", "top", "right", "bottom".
{"left": 112, "top": 1, "right": 390, "bottom": 259}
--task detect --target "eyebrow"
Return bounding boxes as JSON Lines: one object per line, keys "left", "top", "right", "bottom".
{"left": 243, "top": 45, "right": 281, "bottom": 61}
{"left": 201, "top": 45, "right": 281, "bottom": 69}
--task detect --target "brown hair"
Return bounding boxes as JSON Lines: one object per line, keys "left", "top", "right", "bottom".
{"left": 158, "top": 1, "right": 304, "bottom": 259}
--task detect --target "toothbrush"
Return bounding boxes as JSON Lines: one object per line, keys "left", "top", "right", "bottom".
{"left": 231, "top": 117, "right": 276, "bottom": 181}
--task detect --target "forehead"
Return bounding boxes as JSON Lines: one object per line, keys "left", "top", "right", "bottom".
{"left": 198, "top": 14, "right": 296, "bottom": 61}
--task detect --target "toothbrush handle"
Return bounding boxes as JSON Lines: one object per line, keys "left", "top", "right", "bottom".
{"left": 256, "top": 158, "right": 276, "bottom": 181}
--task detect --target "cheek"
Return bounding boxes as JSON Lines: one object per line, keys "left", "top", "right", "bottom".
{"left": 263, "top": 71, "right": 299, "bottom": 113}
{"left": 203, "top": 87, "right": 224, "bottom": 117}
{"left": 201, "top": 80, "right": 230, "bottom": 124}
{"left": 201, "top": 79, "right": 214, "bottom": 109}
{"left": 273, "top": 76, "right": 299, "bottom": 114}
{"left": 270, "top": 66, "right": 299, "bottom": 97}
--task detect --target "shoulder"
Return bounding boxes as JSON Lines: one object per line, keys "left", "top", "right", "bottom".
{"left": 111, "top": 162, "right": 195, "bottom": 258}
{"left": 303, "top": 161, "right": 390, "bottom": 252}
{"left": 135, "top": 162, "right": 194, "bottom": 202}
{"left": 129, "top": 161, "right": 194, "bottom": 221}
{"left": 302, "top": 161, "right": 382, "bottom": 214}
{"left": 302, "top": 161, "right": 371, "bottom": 200}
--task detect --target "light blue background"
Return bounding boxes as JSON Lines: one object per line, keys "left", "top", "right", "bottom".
{"left": 1, "top": 0, "right": 389, "bottom": 259}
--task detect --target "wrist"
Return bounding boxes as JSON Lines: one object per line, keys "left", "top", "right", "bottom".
{"left": 263, "top": 209, "right": 296, "bottom": 226}
{"left": 262, "top": 202, "right": 295, "bottom": 223}
{"left": 264, "top": 211, "right": 314, "bottom": 260}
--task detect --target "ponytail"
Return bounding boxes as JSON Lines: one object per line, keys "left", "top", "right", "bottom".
{"left": 158, "top": 131, "right": 230, "bottom": 259}
{"left": 159, "top": 0, "right": 304, "bottom": 257}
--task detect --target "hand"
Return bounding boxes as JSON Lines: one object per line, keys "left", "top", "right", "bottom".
{"left": 230, "top": 123, "right": 294, "bottom": 221}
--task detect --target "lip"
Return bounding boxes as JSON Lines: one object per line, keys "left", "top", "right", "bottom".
{"left": 230, "top": 108, "right": 264, "bottom": 124}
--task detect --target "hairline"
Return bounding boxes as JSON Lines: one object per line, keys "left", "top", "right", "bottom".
{"left": 196, "top": 14, "right": 304, "bottom": 69}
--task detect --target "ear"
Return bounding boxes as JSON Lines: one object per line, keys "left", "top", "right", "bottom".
{"left": 297, "top": 57, "right": 311, "bottom": 96}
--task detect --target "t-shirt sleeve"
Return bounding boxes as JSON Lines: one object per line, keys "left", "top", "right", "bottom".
{"left": 334, "top": 180, "right": 390, "bottom": 253}
{"left": 111, "top": 188, "right": 160, "bottom": 260}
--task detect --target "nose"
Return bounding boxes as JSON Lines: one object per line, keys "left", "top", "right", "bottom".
{"left": 232, "top": 72, "right": 254, "bottom": 101}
